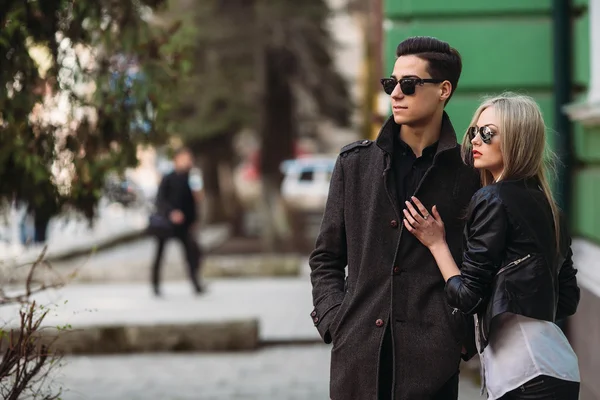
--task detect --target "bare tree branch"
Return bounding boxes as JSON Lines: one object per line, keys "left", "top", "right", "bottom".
{"left": 1, "top": 252, "right": 67, "bottom": 400}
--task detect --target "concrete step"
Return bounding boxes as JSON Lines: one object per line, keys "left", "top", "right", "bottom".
{"left": 33, "top": 319, "right": 260, "bottom": 354}
{"left": 0, "top": 277, "right": 319, "bottom": 355}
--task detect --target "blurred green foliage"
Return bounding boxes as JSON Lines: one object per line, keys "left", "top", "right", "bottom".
{"left": 0, "top": 0, "right": 180, "bottom": 219}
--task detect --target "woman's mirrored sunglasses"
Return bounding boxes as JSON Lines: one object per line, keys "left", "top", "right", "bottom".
{"left": 468, "top": 126, "right": 496, "bottom": 144}
{"left": 380, "top": 77, "right": 445, "bottom": 96}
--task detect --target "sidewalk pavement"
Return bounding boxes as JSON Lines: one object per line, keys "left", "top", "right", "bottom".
{"left": 53, "top": 345, "right": 483, "bottom": 400}
{"left": 40, "top": 239, "right": 300, "bottom": 284}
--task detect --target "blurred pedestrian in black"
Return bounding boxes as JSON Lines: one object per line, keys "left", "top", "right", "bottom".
{"left": 150, "top": 147, "right": 204, "bottom": 296}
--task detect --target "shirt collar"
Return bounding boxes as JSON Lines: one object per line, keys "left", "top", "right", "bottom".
{"left": 395, "top": 136, "right": 439, "bottom": 158}
{"left": 376, "top": 111, "right": 457, "bottom": 157}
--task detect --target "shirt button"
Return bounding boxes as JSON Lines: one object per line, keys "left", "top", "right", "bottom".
{"left": 393, "top": 266, "right": 400, "bottom": 273}
{"left": 313, "top": 317, "right": 319, "bottom": 324}
{"left": 390, "top": 220, "right": 398, "bottom": 228}
{"left": 310, "top": 311, "right": 317, "bottom": 317}
{"left": 375, "top": 319, "right": 384, "bottom": 327}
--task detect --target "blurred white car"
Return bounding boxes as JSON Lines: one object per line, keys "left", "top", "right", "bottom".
{"left": 280, "top": 156, "right": 336, "bottom": 212}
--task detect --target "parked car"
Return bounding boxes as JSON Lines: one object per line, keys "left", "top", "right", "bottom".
{"left": 280, "top": 156, "right": 336, "bottom": 212}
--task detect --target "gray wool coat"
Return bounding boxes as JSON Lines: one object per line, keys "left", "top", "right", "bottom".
{"left": 309, "top": 113, "right": 481, "bottom": 400}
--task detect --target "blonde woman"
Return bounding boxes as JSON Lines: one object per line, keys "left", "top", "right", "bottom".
{"left": 403, "top": 93, "right": 580, "bottom": 399}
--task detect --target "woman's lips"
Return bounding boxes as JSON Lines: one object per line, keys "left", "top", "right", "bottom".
{"left": 473, "top": 150, "right": 482, "bottom": 158}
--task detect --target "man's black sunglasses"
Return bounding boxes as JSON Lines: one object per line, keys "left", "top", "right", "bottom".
{"left": 468, "top": 126, "right": 496, "bottom": 144}
{"left": 380, "top": 77, "right": 445, "bottom": 96}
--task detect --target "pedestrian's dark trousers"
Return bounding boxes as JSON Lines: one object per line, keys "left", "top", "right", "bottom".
{"left": 378, "top": 325, "right": 459, "bottom": 400}
{"left": 152, "top": 229, "right": 202, "bottom": 292}
{"left": 499, "top": 375, "right": 580, "bottom": 400}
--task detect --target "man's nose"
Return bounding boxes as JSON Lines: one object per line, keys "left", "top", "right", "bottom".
{"left": 391, "top": 83, "right": 404, "bottom": 98}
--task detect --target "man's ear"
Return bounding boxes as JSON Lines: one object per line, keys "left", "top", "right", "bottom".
{"left": 440, "top": 81, "right": 453, "bottom": 102}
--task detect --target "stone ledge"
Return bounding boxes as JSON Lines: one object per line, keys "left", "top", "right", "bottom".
{"left": 2, "top": 319, "right": 260, "bottom": 355}
{"left": 563, "top": 100, "right": 600, "bottom": 125}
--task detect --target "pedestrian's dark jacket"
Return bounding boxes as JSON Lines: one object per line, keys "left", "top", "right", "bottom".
{"left": 156, "top": 171, "right": 197, "bottom": 230}
{"left": 309, "top": 113, "right": 481, "bottom": 399}
{"left": 445, "top": 178, "right": 580, "bottom": 350}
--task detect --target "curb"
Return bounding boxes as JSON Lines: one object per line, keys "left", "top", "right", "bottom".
{"left": 2, "top": 253, "right": 303, "bottom": 286}
{"left": 48, "top": 229, "right": 147, "bottom": 262}
{"left": 203, "top": 254, "right": 302, "bottom": 278}
{"left": 259, "top": 338, "right": 324, "bottom": 348}
{"left": 24, "top": 319, "right": 260, "bottom": 355}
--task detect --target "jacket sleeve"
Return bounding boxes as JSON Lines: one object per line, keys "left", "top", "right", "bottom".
{"left": 445, "top": 191, "right": 507, "bottom": 315}
{"left": 309, "top": 156, "right": 347, "bottom": 344}
{"left": 556, "top": 220, "right": 580, "bottom": 320}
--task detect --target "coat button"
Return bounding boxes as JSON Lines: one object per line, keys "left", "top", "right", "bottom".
{"left": 393, "top": 266, "right": 400, "bottom": 273}
{"left": 375, "top": 319, "right": 384, "bottom": 327}
{"left": 390, "top": 220, "right": 398, "bottom": 228}
{"left": 362, "top": 140, "right": 370, "bottom": 145}
{"left": 313, "top": 317, "right": 319, "bottom": 324}
{"left": 310, "top": 311, "right": 317, "bottom": 317}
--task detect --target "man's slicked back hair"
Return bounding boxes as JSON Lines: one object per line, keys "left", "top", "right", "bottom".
{"left": 396, "top": 36, "right": 462, "bottom": 103}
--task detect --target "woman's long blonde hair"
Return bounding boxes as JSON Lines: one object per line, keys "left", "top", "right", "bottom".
{"left": 460, "top": 92, "right": 561, "bottom": 247}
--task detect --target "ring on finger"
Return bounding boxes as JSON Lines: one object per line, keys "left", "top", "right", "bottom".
{"left": 423, "top": 214, "right": 430, "bottom": 220}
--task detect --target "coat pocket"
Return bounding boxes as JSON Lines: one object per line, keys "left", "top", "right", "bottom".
{"left": 497, "top": 254, "right": 531, "bottom": 275}
{"left": 330, "top": 289, "right": 352, "bottom": 344}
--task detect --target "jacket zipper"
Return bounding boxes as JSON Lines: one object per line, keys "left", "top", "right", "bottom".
{"left": 497, "top": 254, "right": 531, "bottom": 275}
{"left": 478, "top": 254, "right": 532, "bottom": 345}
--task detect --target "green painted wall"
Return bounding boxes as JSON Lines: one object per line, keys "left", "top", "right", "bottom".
{"left": 568, "top": 0, "right": 600, "bottom": 242}
{"left": 573, "top": 166, "right": 600, "bottom": 242}
{"left": 384, "top": 0, "right": 594, "bottom": 241}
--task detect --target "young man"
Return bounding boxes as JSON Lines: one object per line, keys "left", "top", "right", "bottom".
{"left": 309, "top": 37, "right": 481, "bottom": 399}
{"left": 151, "top": 147, "right": 204, "bottom": 296}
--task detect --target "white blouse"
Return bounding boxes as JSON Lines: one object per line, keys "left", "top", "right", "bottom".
{"left": 476, "top": 312, "right": 580, "bottom": 400}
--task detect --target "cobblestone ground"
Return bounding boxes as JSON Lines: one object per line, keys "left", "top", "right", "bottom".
{"left": 51, "top": 345, "right": 482, "bottom": 400}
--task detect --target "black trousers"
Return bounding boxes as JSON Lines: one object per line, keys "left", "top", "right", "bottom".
{"left": 151, "top": 229, "right": 203, "bottom": 292}
{"left": 499, "top": 375, "right": 580, "bottom": 400}
{"left": 378, "top": 325, "right": 459, "bottom": 400}
{"left": 33, "top": 214, "right": 50, "bottom": 243}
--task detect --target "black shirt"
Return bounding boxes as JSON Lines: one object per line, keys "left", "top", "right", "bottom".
{"left": 156, "top": 171, "right": 197, "bottom": 228}
{"left": 392, "top": 136, "right": 438, "bottom": 206}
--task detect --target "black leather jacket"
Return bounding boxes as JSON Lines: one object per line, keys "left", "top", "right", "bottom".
{"left": 445, "top": 177, "right": 580, "bottom": 350}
